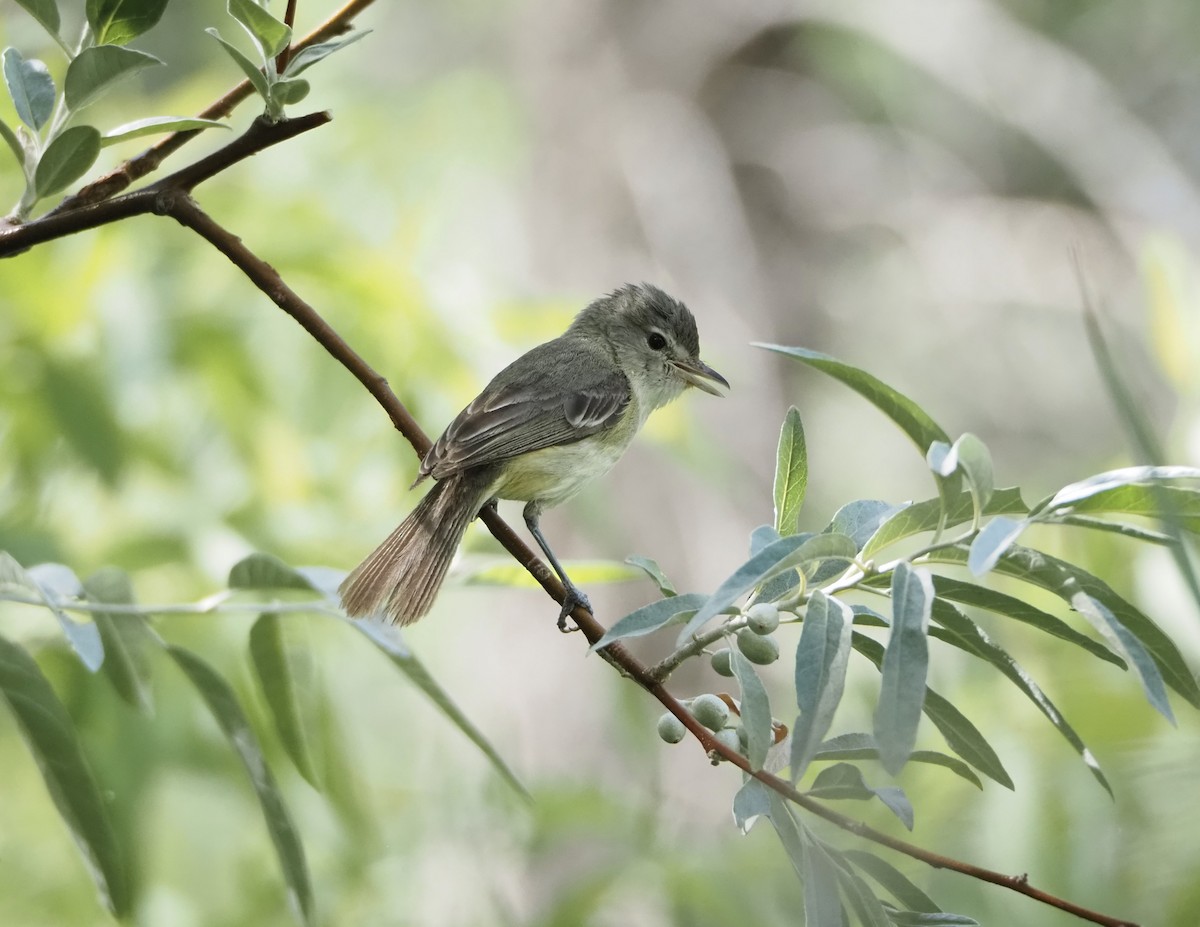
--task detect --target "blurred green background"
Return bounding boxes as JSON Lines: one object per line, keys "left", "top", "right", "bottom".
{"left": 2, "top": 0, "right": 1200, "bottom": 924}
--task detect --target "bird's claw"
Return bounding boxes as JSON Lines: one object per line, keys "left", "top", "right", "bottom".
{"left": 557, "top": 587, "right": 592, "bottom": 633}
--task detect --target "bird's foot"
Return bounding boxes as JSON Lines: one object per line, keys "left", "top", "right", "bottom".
{"left": 557, "top": 586, "right": 592, "bottom": 633}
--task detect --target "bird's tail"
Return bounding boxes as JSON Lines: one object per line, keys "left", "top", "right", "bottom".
{"left": 339, "top": 471, "right": 493, "bottom": 625}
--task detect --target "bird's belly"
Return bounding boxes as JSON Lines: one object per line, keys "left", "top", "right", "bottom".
{"left": 490, "top": 435, "right": 631, "bottom": 508}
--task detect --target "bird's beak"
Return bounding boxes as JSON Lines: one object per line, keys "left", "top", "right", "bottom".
{"left": 672, "top": 358, "right": 729, "bottom": 396}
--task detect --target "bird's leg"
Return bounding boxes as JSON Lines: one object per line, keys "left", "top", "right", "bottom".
{"left": 523, "top": 501, "right": 591, "bottom": 632}
{"left": 476, "top": 496, "right": 499, "bottom": 520}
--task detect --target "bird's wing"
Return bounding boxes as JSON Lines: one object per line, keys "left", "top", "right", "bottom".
{"left": 421, "top": 340, "right": 632, "bottom": 479}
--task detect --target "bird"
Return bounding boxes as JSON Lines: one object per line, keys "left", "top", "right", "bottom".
{"left": 338, "top": 283, "right": 728, "bottom": 628}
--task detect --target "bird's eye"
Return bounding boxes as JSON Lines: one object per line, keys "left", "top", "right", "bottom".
{"left": 647, "top": 332, "right": 667, "bottom": 351}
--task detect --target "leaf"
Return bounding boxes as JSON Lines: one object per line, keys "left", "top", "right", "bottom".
{"left": 967, "top": 516, "right": 1026, "bottom": 575}
{"left": 589, "top": 593, "right": 706, "bottom": 651}
{"left": 282, "top": 30, "right": 371, "bottom": 77}
{"left": 774, "top": 406, "right": 808, "bottom": 535}
{"left": 929, "top": 575, "right": 1123, "bottom": 668}
{"left": 0, "top": 117, "right": 23, "bottom": 167}
{"left": 731, "top": 777, "right": 772, "bottom": 834}
{"left": 206, "top": 29, "right": 270, "bottom": 100}
{"left": 624, "top": 554, "right": 677, "bottom": 596}
{"left": 229, "top": 553, "right": 318, "bottom": 592}
{"left": 1050, "top": 515, "right": 1176, "bottom": 544}
{"left": 929, "top": 599, "right": 1111, "bottom": 794}
{"left": 102, "top": 115, "right": 230, "bottom": 146}
{"left": 828, "top": 851, "right": 892, "bottom": 927}
{"left": 814, "top": 733, "right": 982, "bottom": 789}
{"left": 843, "top": 850, "right": 940, "bottom": 913}
{"left": 873, "top": 563, "right": 932, "bottom": 775}
{"left": 463, "top": 559, "right": 639, "bottom": 588}
{"left": 34, "top": 125, "right": 102, "bottom": 197}
{"left": 229, "top": 0, "right": 292, "bottom": 59}
{"left": 3, "top": 48, "right": 55, "bottom": 130}
{"left": 808, "top": 763, "right": 914, "bottom": 830}
{"left": 800, "top": 821, "right": 849, "bottom": 927}
{"left": 677, "top": 533, "right": 857, "bottom": 645}
{"left": 41, "top": 358, "right": 124, "bottom": 484}
{"left": 861, "top": 487, "right": 1028, "bottom": 559}
{"left": 926, "top": 440, "right": 955, "bottom": 477}
{"left": 852, "top": 633, "right": 1013, "bottom": 789}
{"left": 731, "top": 649, "right": 772, "bottom": 770}
{"left": 828, "top": 500, "right": 904, "bottom": 552}
{"left": 64, "top": 46, "right": 162, "bottom": 111}
{"left": 952, "top": 433, "right": 995, "bottom": 509}
{"left": 87, "top": 0, "right": 170, "bottom": 45}
{"left": 790, "top": 591, "right": 852, "bottom": 781}
{"left": 14, "top": 0, "right": 62, "bottom": 38}
{"left": 83, "top": 568, "right": 154, "bottom": 714}
{"left": 0, "top": 632, "right": 129, "bottom": 916}
{"left": 19, "top": 559, "right": 104, "bottom": 673}
{"left": 353, "top": 619, "right": 528, "bottom": 799}
{"left": 269, "top": 77, "right": 310, "bottom": 109}
{"left": 1036, "top": 475, "right": 1200, "bottom": 520}
{"left": 168, "top": 646, "right": 314, "bottom": 924}
{"left": 249, "top": 614, "right": 321, "bottom": 789}
{"left": 886, "top": 914, "right": 979, "bottom": 926}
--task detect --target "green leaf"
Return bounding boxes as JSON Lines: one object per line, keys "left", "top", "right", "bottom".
{"left": 732, "top": 777, "right": 772, "bottom": 833}
{"left": 590, "top": 593, "right": 706, "bottom": 651}
{"left": 967, "top": 516, "right": 1026, "bottom": 575}
{"left": 14, "top": 0, "right": 62, "bottom": 38}
{"left": 229, "top": 552, "right": 318, "bottom": 592}
{"left": 0, "top": 117, "right": 24, "bottom": 167}
{"left": 206, "top": 28, "right": 270, "bottom": 101}
{"left": 0, "top": 633, "right": 129, "bottom": 916}
{"left": 829, "top": 500, "right": 903, "bottom": 552}
{"left": 929, "top": 599, "right": 1111, "bottom": 794}
{"left": 282, "top": 30, "right": 370, "bottom": 77}
{"left": 40, "top": 357, "right": 124, "bottom": 484}
{"left": 269, "top": 77, "right": 309, "bottom": 110}
{"left": 102, "top": 115, "right": 230, "bottom": 146}
{"left": 19, "top": 559, "right": 105, "bottom": 672}
{"left": 808, "top": 763, "right": 914, "bottom": 830}
{"left": 929, "top": 575, "right": 1123, "bottom": 668}
{"left": 34, "top": 125, "right": 102, "bottom": 197}
{"left": 843, "top": 849, "right": 940, "bottom": 913}
{"left": 678, "top": 532, "right": 857, "bottom": 644}
{"left": 823, "top": 844, "right": 892, "bottom": 927}
{"left": 3, "top": 48, "right": 55, "bottom": 130}
{"left": 774, "top": 406, "right": 808, "bottom": 535}
{"left": 791, "top": 591, "right": 852, "bottom": 781}
{"left": 1035, "top": 470, "right": 1200, "bottom": 517}
{"left": 64, "top": 46, "right": 162, "bottom": 112}
{"left": 353, "top": 619, "right": 529, "bottom": 799}
{"left": 814, "top": 733, "right": 982, "bottom": 789}
{"left": 168, "top": 646, "right": 314, "bottom": 924}
{"left": 87, "top": 0, "right": 170, "bottom": 45}
{"left": 229, "top": 0, "right": 292, "bottom": 59}
{"left": 800, "top": 821, "right": 849, "bottom": 927}
{"left": 886, "top": 914, "right": 979, "bottom": 926}
{"left": 462, "top": 559, "right": 639, "bottom": 587}
{"left": 861, "top": 487, "right": 1028, "bottom": 559}
{"left": 874, "top": 563, "right": 932, "bottom": 775}
{"left": 1050, "top": 515, "right": 1175, "bottom": 544}
{"left": 83, "top": 568, "right": 154, "bottom": 714}
{"left": 624, "top": 554, "right": 677, "bottom": 596}
{"left": 249, "top": 614, "right": 321, "bottom": 790}
{"left": 952, "top": 433, "right": 995, "bottom": 509}
{"left": 852, "top": 633, "right": 1013, "bottom": 789}
{"left": 731, "top": 649, "right": 772, "bottom": 770}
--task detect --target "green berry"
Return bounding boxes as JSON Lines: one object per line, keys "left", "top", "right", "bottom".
{"left": 737, "top": 628, "right": 780, "bottom": 665}
{"left": 710, "top": 648, "right": 734, "bottom": 677}
{"left": 746, "top": 602, "right": 780, "bottom": 635}
{"left": 657, "top": 713, "right": 686, "bottom": 744}
{"left": 690, "top": 693, "right": 730, "bottom": 731}
{"left": 713, "top": 728, "right": 743, "bottom": 756}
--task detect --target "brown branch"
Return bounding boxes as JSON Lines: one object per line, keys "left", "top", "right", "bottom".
{"left": 277, "top": 0, "right": 302, "bottom": 73}
{"left": 47, "top": 0, "right": 376, "bottom": 215}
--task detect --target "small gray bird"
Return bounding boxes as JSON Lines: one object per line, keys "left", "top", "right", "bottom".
{"left": 339, "top": 283, "right": 728, "bottom": 627}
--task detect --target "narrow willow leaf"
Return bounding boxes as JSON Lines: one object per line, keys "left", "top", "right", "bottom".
{"left": 206, "top": 29, "right": 270, "bottom": 100}
{"left": 808, "top": 763, "right": 914, "bottom": 830}
{"left": 463, "top": 559, "right": 639, "bottom": 588}
{"left": 929, "top": 575, "right": 1122, "bottom": 667}
{"left": 814, "top": 733, "right": 982, "bottom": 789}
{"left": 678, "top": 533, "right": 857, "bottom": 645}
{"left": 34, "top": 125, "right": 102, "bottom": 197}
{"left": 0, "top": 118, "right": 23, "bottom": 167}
{"left": 0, "top": 633, "right": 129, "bottom": 916}
{"left": 929, "top": 599, "right": 1111, "bottom": 794}
{"left": 83, "top": 568, "right": 153, "bottom": 714}
{"left": 732, "top": 777, "right": 772, "bottom": 834}
{"left": 624, "top": 554, "right": 677, "bottom": 596}
{"left": 1050, "top": 515, "right": 1175, "bottom": 544}
{"left": 852, "top": 634, "right": 1013, "bottom": 788}
{"left": 774, "top": 406, "right": 807, "bottom": 535}
{"left": 1073, "top": 593, "right": 1174, "bottom": 724}
{"left": 791, "top": 591, "right": 852, "bottom": 780}
{"left": 967, "top": 516, "right": 1026, "bottom": 575}
{"left": 766, "top": 792, "right": 808, "bottom": 881}
{"left": 21, "top": 559, "right": 104, "bottom": 672}
{"left": 953, "top": 433, "right": 995, "bottom": 509}
{"left": 3, "top": 48, "right": 55, "bottom": 130}
{"left": 926, "top": 441, "right": 956, "bottom": 477}
{"left": 15, "top": 0, "right": 62, "bottom": 37}
{"left": 874, "top": 564, "right": 932, "bottom": 775}
{"left": 931, "top": 545, "right": 1200, "bottom": 709}
{"left": 353, "top": 620, "right": 528, "bottom": 799}
{"left": 825, "top": 844, "right": 892, "bottom": 927}
{"left": 64, "top": 46, "right": 162, "bottom": 111}
{"left": 800, "top": 821, "right": 849, "bottom": 927}
{"left": 229, "top": 553, "right": 317, "bottom": 592}
{"left": 229, "top": 0, "right": 292, "bottom": 59}
{"left": 861, "top": 487, "right": 1028, "bottom": 559}
{"left": 168, "top": 646, "right": 314, "bottom": 924}
{"left": 887, "top": 914, "right": 979, "bottom": 926}
{"left": 829, "top": 500, "right": 903, "bottom": 552}
{"left": 731, "top": 650, "right": 772, "bottom": 770}
{"left": 249, "top": 614, "right": 321, "bottom": 790}
{"left": 282, "top": 30, "right": 370, "bottom": 77}
{"left": 1038, "top": 481, "right": 1200, "bottom": 525}
{"left": 750, "top": 524, "right": 784, "bottom": 556}
{"left": 590, "top": 593, "right": 706, "bottom": 651}
{"left": 843, "top": 849, "right": 940, "bottom": 913}
{"left": 87, "top": 0, "right": 170, "bottom": 45}
{"left": 1041, "top": 466, "right": 1200, "bottom": 513}
{"left": 101, "top": 115, "right": 230, "bottom": 146}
